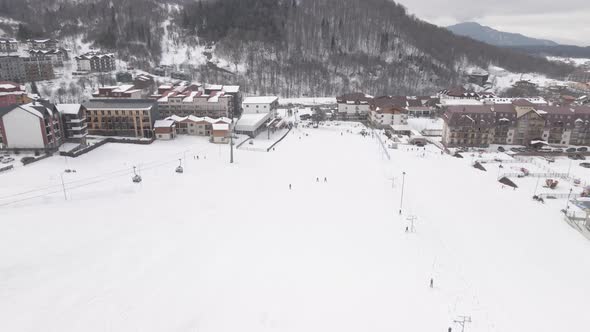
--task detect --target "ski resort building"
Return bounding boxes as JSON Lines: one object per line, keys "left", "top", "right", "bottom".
{"left": 165, "top": 115, "right": 232, "bottom": 136}
{"left": 0, "top": 38, "right": 18, "bottom": 53}
{"left": 28, "top": 49, "right": 69, "bottom": 67}
{"left": 56, "top": 104, "right": 88, "bottom": 144}
{"left": 83, "top": 99, "right": 159, "bottom": 138}
{"left": 336, "top": 92, "right": 373, "bottom": 117}
{"left": 0, "top": 81, "right": 31, "bottom": 106}
{"left": 0, "top": 56, "right": 55, "bottom": 82}
{"left": 369, "top": 96, "right": 409, "bottom": 128}
{"left": 242, "top": 96, "right": 279, "bottom": 117}
{"left": 75, "top": 52, "right": 116, "bottom": 72}
{"left": 442, "top": 100, "right": 590, "bottom": 147}
{"left": 0, "top": 56, "right": 26, "bottom": 82}
{"left": 28, "top": 39, "right": 59, "bottom": 50}
{"left": 154, "top": 83, "right": 237, "bottom": 118}
{"left": 93, "top": 85, "right": 143, "bottom": 99}
{"left": 0, "top": 101, "right": 63, "bottom": 150}
{"left": 406, "top": 96, "right": 439, "bottom": 117}
{"left": 23, "top": 57, "right": 55, "bottom": 81}
{"left": 154, "top": 120, "right": 176, "bottom": 140}
{"left": 211, "top": 123, "right": 230, "bottom": 144}
{"left": 234, "top": 113, "right": 273, "bottom": 138}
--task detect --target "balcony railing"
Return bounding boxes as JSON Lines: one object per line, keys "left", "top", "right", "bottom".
{"left": 66, "top": 117, "right": 86, "bottom": 123}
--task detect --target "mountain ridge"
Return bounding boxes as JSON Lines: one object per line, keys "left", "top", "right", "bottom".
{"left": 446, "top": 22, "right": 559, "bottom": 47}
{"left": 0, "top": 0, "right": 575, "bottom": 96}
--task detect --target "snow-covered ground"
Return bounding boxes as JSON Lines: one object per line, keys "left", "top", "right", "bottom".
{"left": 546, "top": 56, "right": 590, "bottom": 68}
{"left": 488, "top": 65, "right": 568, "bottom": 92}
{"left": 1, "top": 129, "right": 590, "bottom": 332}
{"left": 279, "top": 97, "right": 337, "bottom": 106}
{"left": 408, "top": 117, "right": 443, "bottom": 132}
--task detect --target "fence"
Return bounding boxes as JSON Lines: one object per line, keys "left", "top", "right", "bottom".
{"left": 563, "top": 212, "right": 590, "bottom": 241}
{"left": 538, "top": 192, "right": 582, "bottom": 199}
{"left": 267, "top": 128, "right": 292, "bottom": 152}
{"left": 0, "top": 165, "right": 14, "bottom": 173}
{"left": 22, "top": 153, "right": 53, "bottom": 166}
{"left": 60, "top": 137, "right": 154, "bottom": 158}
{"left": 373, "top": 129, "right": 391, "bottom": 161}
{"left": 500, "top": 172, "right": 570, "bottom": 179}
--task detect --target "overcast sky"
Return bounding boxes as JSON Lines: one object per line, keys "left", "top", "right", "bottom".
{"left": 397, "top": 0, "right": 590, "bottom": 46}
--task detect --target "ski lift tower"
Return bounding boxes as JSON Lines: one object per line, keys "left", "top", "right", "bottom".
{"left": 453, "top": 315, "right": 472, "bottom": 332}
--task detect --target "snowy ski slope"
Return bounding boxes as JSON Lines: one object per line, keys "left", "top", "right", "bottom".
{"left": 1, "top": 125, "right": 589, "bottom": 332}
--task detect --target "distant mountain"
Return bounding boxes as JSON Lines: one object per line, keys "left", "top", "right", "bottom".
{"left": 447, "top": 22, "right": 558, "bottom": 47}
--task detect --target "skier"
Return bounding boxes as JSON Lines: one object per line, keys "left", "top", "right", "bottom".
{"left": 196, "top": 155, "right": 199, "bottom": 160}
{"left": 316, "top": 177, "right": 319, "bottom": 182}
{"left": 430, "top": 278, "right": 434, "bottom": 288}
{"left": 405, "top": 226, "right": 409, "bottom": 233}
{"left": 448, "top": 327, "right": 452, "bottom": 332}
{"left": 289, "top": 184, "right": 292, "bottom": 190}
{"left": 324, "top": 177, "right": 327, "bottom": 183}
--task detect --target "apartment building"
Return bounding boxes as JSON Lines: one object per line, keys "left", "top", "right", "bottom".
{"left": 23, "top": 57, "right": 55, "bottom": 81}
{"left": 442, "top": 100, "right": 590, "bottom": 147}
{"left": 369, "top": 96, "right": 409, "bottom": 128}
{"left": 155, "top": 83, "right": 236, "bottom": 118}
{"left": 75, "top": 52, "right": 116, "bottom": 72}
{"left": 336, "top": 92, "right": 373, "bottom": 116}
{"left": 0, "top": 101, "right": 63, "bottom": 150}
{"left": 242, "top": 96, "right": 279, "bottom": 117}
{"left": 56, "top": 104, "right": 88, "bottom": 144}
{"left": 0, "top": 81, "right": 31, "bottom": 106}
{"left": 0, "top": 55, "right": 26, "bottom": 82}
{"left": 93, "top": 85, "right": 143, "bottom": 99}
{"left": 83, "top": 99, "right": 159, "bottom": 138}
{"left": 28, "top": 39, "right": 59, "bottom": 50}
{"left": 29, "top": 48, "right": 69, "bottom": 67}
{"left": 442, "top": 105, "right": 496, "bottom": 147}
{"left": 0, "top": 38, "right": 18, "bottom": 53}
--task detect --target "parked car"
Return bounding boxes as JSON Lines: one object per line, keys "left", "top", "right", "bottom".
{"left": 1, "top": 157, "right": 15, "bottom": 164}
{"left": 553, "top": 148, "right": 564, "bottom": 153}
{"left": 580, "top": 162, "right": 590, "bottom": 168}
{"left": 497, "top": 146, "right": 505, "bottom": 152}
{"left": 568, "top": 155, "right": 577, "bottom": 160}
{"left": 576, "top": 154, "right": 586, "bottom": 160}
{"left": 567, "top": 147, "right": 577, "bottom": 153}
{"left": 577, "top": 147, "right": 588, "bottom": 152}
{"left": 510, "top": 148, "right": 520, "bottom": 152}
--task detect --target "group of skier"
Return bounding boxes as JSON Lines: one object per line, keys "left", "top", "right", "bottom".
{"left": 289, "top": 176, "right": 328, "bottom": 190}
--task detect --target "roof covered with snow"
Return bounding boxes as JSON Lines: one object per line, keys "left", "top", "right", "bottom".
{"left": 154, "top": 120, "right": 175, "bottom": 128}
{"left": 212, "top": 123, "right": 229, "bottom": 131}
{"left": 83, "top": 99, "right": 156, "bottom": 110}
{"left": 56, "top": 104, "right": 81, "bottom": 115}
{"left": 242, "top": 96, "right": 279, "bottom": 105}
{"left": 235, "top": 113, "right": 271, "bottom": 131}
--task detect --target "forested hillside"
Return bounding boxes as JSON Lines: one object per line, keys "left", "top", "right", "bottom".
{"left": 0, "top": 0, "right": 574, "bottom": 96}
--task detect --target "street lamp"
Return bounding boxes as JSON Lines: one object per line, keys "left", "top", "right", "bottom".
{"left": 399, "top": 171, "right": 406, "bottom": 215}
